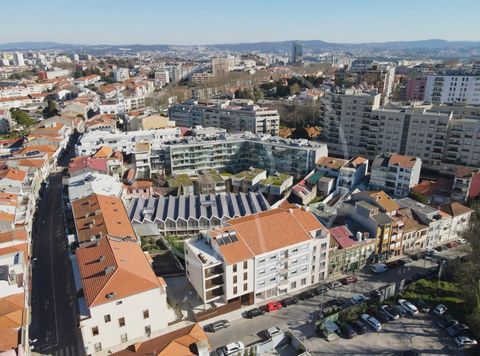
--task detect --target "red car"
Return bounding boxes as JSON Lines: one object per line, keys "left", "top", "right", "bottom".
{"left": 265, "top": 301, "right": 283, "bottom": 312}
{"left": 341, "top": 275, "right": 358, "bottom": 285}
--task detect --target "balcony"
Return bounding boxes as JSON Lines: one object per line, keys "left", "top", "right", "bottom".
{"left": 205, "top": 265, "right": 223, "bottom": 278}
{"left": 205, "top": 276, "right": 224, "bottom": 290}
{"left": 206, "top": 287, "right": 224, "bottom": 301}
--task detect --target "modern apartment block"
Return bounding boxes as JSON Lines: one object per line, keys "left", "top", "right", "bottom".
{"left": 168, "top": 100, "right": 280, "bottom": 134}
{"left": 73, "top": 236, "right": 175, "bottom": 355}
{"left": 154, "top": 133, "right": 328, "bottom": 177}
{"left": 184, "top": 206, "right": 330, "bottom": 305}
{"left": 424, "top": 74, "right": 480, "bottom": 105}
{"left": 211, "top": 56, "right": 234, "bottom": 76}
{"left": 370, "top": 154, "right": 422, "bottom": 197}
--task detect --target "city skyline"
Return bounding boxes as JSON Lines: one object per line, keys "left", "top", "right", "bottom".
{"left": 2, "top": 0, "right": 480, "bottom": 45}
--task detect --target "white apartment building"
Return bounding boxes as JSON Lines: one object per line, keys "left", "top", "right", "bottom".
{"left": 184, "top": 206, "right": 330, "bottom": 306}
{"left": 113, "top": 68, "right": 130, "bottom": 82}
{"left": 13, "top": 52, "right": 25, "bottom": 66}
{"left": 168, "top": 100, "right": 280, "bottom": 135}
{"left": 154, "top": 70, "right": 169, "bottom": 86}
{"left": 75, "top": 128, "right": 181, "bottom": 156}
{"left": 73, "top": 236, "right": 176, "bottom": 355}
{"left": 211, "top": 56, "right": 234, "bottom": 76}
{"left": 370, "top": 154, "right": 422, "bottom": 197}
{"left": 424, "top": 75, "right": 480, "bottom": 105}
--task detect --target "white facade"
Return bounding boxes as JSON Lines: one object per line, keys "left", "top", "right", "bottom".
{"left": 424, "top": 75, "right": 480, "bottom": 105}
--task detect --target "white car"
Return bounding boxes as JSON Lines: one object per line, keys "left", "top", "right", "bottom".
{"left": 361, "top": 313, "right": 382, "bottom": 331}
{"left": 457, "top": 238, "right": 467, "bottom": 245}
{"left": 398, "top": 299, "right": 418, "bottom": 315}
{"left": 369, "top": 263, "right": 389, "bottom": 274}
{"left": 265, "top": 326, "right": 282, "bottom": 338}
{"left": 350, "top": 294, "right": 368, "bottom": 304}
{"left": 433, "top": 304, "right": 447, "bottom": 316}
{"left": 222, "top": 341, "right": 245, "bottom": 355}
{"left": 455, "top": 335, "right": 478, "bottom": 348}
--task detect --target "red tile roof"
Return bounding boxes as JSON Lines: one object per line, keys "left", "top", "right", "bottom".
{"left": 76, "top": 236, "right": 162, "bottom": 308}
{"left": 68, "top": 156, "right": 108, "bottom": 174}
{"left": 329, "top": 226, "right": 356, "bottom": 249}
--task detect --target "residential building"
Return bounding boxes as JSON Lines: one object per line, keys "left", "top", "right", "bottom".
{"left": 258, "top": 173, "right": 293, "bottom": 197}
{"left": 232, "top": 168, "right": 267, "bottom": 193}
{"left": 370, "top": 154, "right": 422, "bottom": 197}
{"left": 184, "top": 206, "right": 330, "bottom": 305}
{"left": 13, "top": 52, "right": 25, "bottom": 66}
{"left": 154, "top": 70, "right": 169, "bottom": 87}
{"left": 74, "top": 74, "right": 101, "bottom": 87}
{"left": 191, "top": 72, "right": 214, "bottom": 85}
{"left": 114, "top": 68, "right": 130, "bottom": 82}
{"left": 452, "top": 167, "right": 480, "bottom": 202}
{"left": 73, "top": 236, "right": 175, "bottom": 355}
{"left": 337, "top": 156, "right": 369, "bottom": 191}
{"left": 439, "top": 202, "right": 473, "bottom": 241}
{"left": 168, "top": 100, "right": 280, "bottom": 134}
{"left": 66, "top": 172, "right": 123, "bottom": 202}
{"left": 71, "top": 194, "right": 137, "bottom": 245}
{"left": 195, "top": 170, "right": 226, "bottom": 194}
{"left": 424, "top": 74, "right": 480, "bottom": 105}
{"left": 328, "top": 225, "right": 376, "bottom": 276}
{"left": 405, "top": 78, "right": 427, "bottom": 101}
{"left": 211, "top": 56, "right": 234, "bottom": 76}
{"left": 128, "top": 192, "right": 270, "bottom": 235}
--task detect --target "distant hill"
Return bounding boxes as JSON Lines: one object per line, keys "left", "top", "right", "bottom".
{"left": 1, "top": 39, "right": 480, "bottom": 52}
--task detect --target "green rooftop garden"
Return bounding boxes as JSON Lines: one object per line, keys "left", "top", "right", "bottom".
{"left": 234, "top": 167, "right": 266, "bottom": 180}
{"left": 167, "top": 174, "right": 193, "bottom": 187}
{"left": 261, "top": 173, "right": 292, "bottom": 186}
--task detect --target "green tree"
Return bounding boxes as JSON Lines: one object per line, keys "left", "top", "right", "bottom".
{"left": 10, "top": 109, "right": 35, "bottom": 127}
{"left": 45, "top": 100, "right": 58, "bottom": 118}
{"left": 408, "top": 191, "right": 428, "bottom": 204}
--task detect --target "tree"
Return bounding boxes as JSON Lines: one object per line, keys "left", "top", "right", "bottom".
{"left": 408, "top": 191, "right": 428, "bottom": 204}
{"left": 45, "top": 100, "right": 58, "bottom": 118}
{"left": 10, "top": 109, "right": 35, "bottom": 127}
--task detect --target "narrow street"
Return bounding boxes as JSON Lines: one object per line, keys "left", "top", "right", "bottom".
{"left": 30, "top": 134, "right": 85, "bottom": 356}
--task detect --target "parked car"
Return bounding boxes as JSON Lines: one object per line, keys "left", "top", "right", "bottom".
{"left": 393, "top": 304, "right": 408, "bottom": 317}
{"left": 435, "top": 316, "right": 458, "bottom": 329}
{"left": 266, "top": 301, "right": 283, "bottom": 312}
{"left": 370, "top": 263, "right": 389, "bottom": 274}
{"left": 398, "top": 299, "right": 419, "bottom": 315}
{"left": 433, "top": 304, "right": 447, "bottom": 316}
{"left": 454, "top": 335, "right": 478, "bottom": 348}
{"left": 265, "top": 326, "right": 282, "bottom": 338}
{"left": 351, "top": 294, "right": 368, "bottom": 305}
{"left": 385, "top": 260, "right": 404, "bottom": 269}
{"left": 349, "top": 320, "right": 367, "bottom": 335}
{"left": 457, "top": 238, "right": 467, "bottom": 245}
{"left": 341, "top": 275, "right": 358, "bottom": 284}
{"left": 446, "top": 241, "right": 458, "bottom": 248}
{"left": 328, "top": 280, "right": 342, "bottom": 289}
{"left": 400, "top": 351, "right": 420, "bottom": 356}
{"left": 361, "top": 313, "right": 382, "bottom": 331}
{"left": 369, "top": 308, "right": 391, "bottom": 323}
{"left": 447, "top": 323, "right": 470, "bottom": 337}
{"left": 413, "top": 300, "right": 430, "bottom": 313}
{"left": 313, "top": 285, "right": 328, "bottom": 295}
{"left": 401, "top": 257, "right": 413, "bottom": 264}
{"left": 245, "top": 308, "right": 264, "bottom": 318}
{"left": 222, "top": 341, "right": 245, "bottom": 355}
{"left": 380, "top": 305, "right": 400, "bottom": 320}
{"left": 204, "top": 319, "right": 230, "bottom": 332}
{"left": 300, "top": 290, "right": 315, "bottom": 300}
{"left": 336, "top": 321, "right": 357, "bottom": 339}
{"left": 281, "top": 297, "right": 299, "bottom": 307}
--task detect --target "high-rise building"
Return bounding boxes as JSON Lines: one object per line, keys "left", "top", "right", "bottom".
{"left": 154, "top": 70, "right": 170, "bottom": 86}
{"left": 13, "top": 52, "right": 25, "bottom": 66}
{"left": 424, "top": 74, "right": 480, "bottom": 105}
{"left": 211, "top": 56, "right": 234, "bottom": 76}
{"left": 291, "top": 42, "right": 303, "bottom": 64}
{"left": 113, "top": 67, "right": 130, "bottom": 82}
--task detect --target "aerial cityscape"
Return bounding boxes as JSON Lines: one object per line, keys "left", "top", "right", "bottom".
{"left": 1, "top": 1, "right": 480, "bottom": 355}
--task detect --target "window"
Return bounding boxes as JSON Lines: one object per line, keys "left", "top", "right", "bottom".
{"left": 233, "top": 264, "right": 237, "bottom": 273}
{"left": 244, "top": 283, "right": 248, "bottom": 291}
{"left": 145, "top": 325, "right": 151, "bottom": 335}
{"left": 118, "top": 317, "right": 125, "bottom": 327}
{"left": 233, "top": 286, "right": 238, "bottom": 294}
{"left": 233, "top": 275, "right": 237, "bottom": 283}
{"left": 121, "top": 333, "right": 128, "bottom": 343}
{"left": 301, "top": 278, "right": 307, "bottom": 286}
{"left": 104, "top": 315, "right": 111, "bottom": 323}
{"left": 243, "top": 272, "right": 247, "bottom": 280}
{"left": 92, "top": 326, "right": 99, "bottom": 336}
{"left": 116, "top": 300, "right": 123, "bottom": 305}
{"left": 143, "top": 310, "right": 149, "bottom": 319}
{"left": 94, "top": 343, "right": 102, "bottom": 352}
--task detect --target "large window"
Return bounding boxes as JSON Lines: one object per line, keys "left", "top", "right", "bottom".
{"left": 118, "top": 317, "right": 125, "bottom": 327}
{"left": 143, "top": 310, "right": 150, "bottom": 319}
{"left": 92, "top": 326, "right": 99, "bottom": 336}
{"left": 104, "top": 315, "right": 111, "bottom": 323}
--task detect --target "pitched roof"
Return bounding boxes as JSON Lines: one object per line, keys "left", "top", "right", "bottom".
{"left": 388, "top": 154, "right": 419, "bottom": 169}
{"left": 0, "top": 293, "right": 23, "bottom": 351}
{"left": 93, "top": 146, "right": 113, "bottom": 158}
{"left": 455, "top": 166, "right": 479, "bottom": 179}
{"left": 71, "top": 194, "right": 136, "bottom": 243}
{"left": 18, "top": 145, "right": 57, "bottom": 158}
{"left": 0, "top": 169, "right": 26, "bottom": 182}
{"left": 439, "top": 202, "right": 473, "bottom": 217}
{"left": 76, "top": 236, "right": 161, "bottom": 308}
{"left": 354, "top": 191, "right": 400, "bottom": 213}
{"left": 68, "top": 156, "right": 108, "bottom": 174}
{"left": 316, "top": 156, "right": 347, "bottom": 170}
{"left": 0, "top": 229, "right": 27, "bottom": 244}
{"left": 225, "top": 207, "right": 325, "bottom": 257}
{"left": 329, "top": 226, "right": 356, "bottom": 249}
{"left": 112, "top": 323, "right": 208, "bottom": 356}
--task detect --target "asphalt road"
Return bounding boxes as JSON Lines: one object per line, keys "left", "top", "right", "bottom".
{"left": 206, "top": 245, "right": 470, "bottom": 351}
{"left": 30, "top": 135, "right": 85, "bottom": 356}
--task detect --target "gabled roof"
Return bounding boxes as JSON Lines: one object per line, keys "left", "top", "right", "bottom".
{"left": 316, "top": 156, "right": 347, "bottom": 170}
{"left": 353, "top": 191, "right": 400, "bottom": 213}
{"left": 68, "top": 156, "right": 108, "bottom": 174}
{"left": 329, "top": 225, "right": 356, "bottom": 249}
{"left": 0, "top": 169, "right": 26, "bottom": 182}
{"left": 0, "top": 292, "right": 24, "bottom": 351}
{"left": 439, "top": 202, "right": 473, "bottom": 217}
{"left": 71, "top": 194, "right": 136, "bottom": 243}
{"left": 388, "top": 154, "right": 419, "bottom": 169}
{"left": 112, "top": 323, "right": 208, "bottom": 356}
{"left": 76, "top": 236, "right": 162, "bottom": 308}
{"left": 93, "top": 146, "right": 113, "bottom": 158}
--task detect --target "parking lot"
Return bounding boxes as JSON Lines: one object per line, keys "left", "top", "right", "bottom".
{"left": 205, "top": 245, "right": 471, "bottom": 353}
{"left": 305, "top": 313, "right": 465, "bottom": 355}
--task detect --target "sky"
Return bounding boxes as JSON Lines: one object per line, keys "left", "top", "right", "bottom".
{"left": 2, "top": 0, "right": 480, "bottom": 45}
